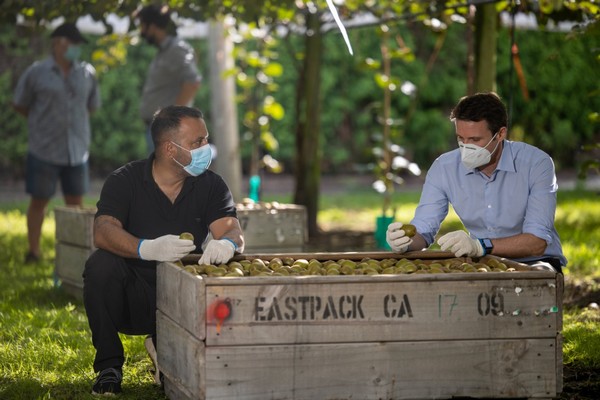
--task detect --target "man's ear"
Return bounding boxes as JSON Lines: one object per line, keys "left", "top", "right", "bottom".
{"left": 498, "top": 126, "right": 508, "bottom": 141}
{"left": 164, "top": 141, "right": 177, "bottom": 157}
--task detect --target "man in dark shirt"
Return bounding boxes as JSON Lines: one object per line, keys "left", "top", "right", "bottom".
{"left": 83, "top": 105, "right": 244, "bottom": 395}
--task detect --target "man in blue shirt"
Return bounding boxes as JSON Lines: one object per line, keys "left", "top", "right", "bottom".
{"left": 386, "top": 92, "right": 566, "bottom": 272}
{"left": 13, "top": 22, "right": 101, "bottom": 263}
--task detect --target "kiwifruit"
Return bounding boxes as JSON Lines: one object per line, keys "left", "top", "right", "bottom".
{"left": 402, "top": 224, "right": 417, "bottom": 237}
{"left": 179, "top": 232, "right": 194, "bottom": 241}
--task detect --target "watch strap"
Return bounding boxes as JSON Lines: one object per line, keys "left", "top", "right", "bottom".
{"left": 479, "top": 238, "right": 493, "bottom": 256}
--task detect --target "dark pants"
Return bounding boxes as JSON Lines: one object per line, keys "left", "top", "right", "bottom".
{"left": 83, "top": 249, "right": 157, "bottom": 372}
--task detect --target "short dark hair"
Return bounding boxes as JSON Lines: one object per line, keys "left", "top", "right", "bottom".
{"left": 133, "top": 4, "right": 172, "bottom": 29}
{"left": 50, "top": 22, "right": 88, "bottom": 43}
{"left": 151, "top": 106, "right": 204, "bottom": 146}
{"left": 450, "top": 92, "right": 508, "bottom": 134}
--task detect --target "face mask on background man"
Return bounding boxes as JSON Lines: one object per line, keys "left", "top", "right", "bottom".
{"left": 64, "top": 45, "right": 81, "bottom": 61}
{"left": 140, "top": 29, "right": 157, "bottom": 46}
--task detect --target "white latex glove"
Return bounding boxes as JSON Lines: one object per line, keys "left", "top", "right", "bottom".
{"left": 437, "top": 230, "right": 484, "bottom": 257}
{"left": 386, "top": 222, "right": 413, "bottom": 253}
{"left": 138, "top": 234, "right": 196, "bottom": 262}
{"left": 199, "top": 239, "right": 236, "bottom": 265}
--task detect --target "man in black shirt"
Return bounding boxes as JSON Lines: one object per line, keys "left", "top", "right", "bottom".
{"left": 83, "top": 105, "right": 244, "bottom": 395}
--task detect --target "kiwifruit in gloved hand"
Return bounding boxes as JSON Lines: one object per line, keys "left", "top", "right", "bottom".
{"left": 403, "top": 224, "right": 417, "bottom": 237}
{"left": 179, "top": 232, "right": 194, "bottom": 241}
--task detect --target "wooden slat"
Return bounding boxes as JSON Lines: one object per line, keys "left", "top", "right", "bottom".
{"left": 556, "top": 273, "right": 565, "bottom": 394}
{"left": 200, "top": 270, "right": 556, "bottom": 285}
{"left": 59, "top": 281, "right": 84, "bottom": 301}
{"left": 157, "top": 311, "right": 205, "bottom": 399}
{"left": 55, "top": 242, "right": 93, "bottom": 293}
{"left": 157, "top": 262, "right": 181, "bottom": 326}
{"left": 203, "top": 277, "right": 561, "bottom": 346}
{"left": 203, "top": 339, "right": 558, "bottom": 400}
{"left": 243, "top": 246, "right": 305, "bottom": 254}
{"left": 54, "top": 206, "right": 96, "bottom": 247}
{"left": 158, "top": 262, "right": 206, "bottom": 340}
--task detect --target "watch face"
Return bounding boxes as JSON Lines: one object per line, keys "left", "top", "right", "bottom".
{"left": 483, "top": 239, "right": 493, "bottom": 249}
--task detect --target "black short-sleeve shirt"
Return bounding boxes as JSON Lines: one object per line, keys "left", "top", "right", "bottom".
{"left": 95, "top": 154, "right": 237, "bottom": 268}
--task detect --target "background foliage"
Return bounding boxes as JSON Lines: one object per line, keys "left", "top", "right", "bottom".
{"left": 0, "top": 19, "right": 598, "bottom": 178}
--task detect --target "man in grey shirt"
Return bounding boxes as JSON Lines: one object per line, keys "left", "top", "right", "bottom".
{"left": 13, "top": 22, "right": 101, "bottom": 263}
{"left": 133, "top": 4, "right": 202, "bottom": 153}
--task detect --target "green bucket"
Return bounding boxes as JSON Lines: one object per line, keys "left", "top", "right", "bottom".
{"left": 375, "top": 215, "right": 394, "bottom": 250}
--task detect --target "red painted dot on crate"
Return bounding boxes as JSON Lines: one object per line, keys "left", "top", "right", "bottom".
{"left": 215, "top": 300, "right": 231, "bottom": 321}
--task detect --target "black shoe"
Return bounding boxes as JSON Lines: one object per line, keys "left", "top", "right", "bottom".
{"left": 24, "top": 252, "right": 40, "bottom": 264}
{"left": 92, "top": 367, "right": 122, "bottom": 396}
{"left": 144, "top": 335, "right": 163, "bottom": 386}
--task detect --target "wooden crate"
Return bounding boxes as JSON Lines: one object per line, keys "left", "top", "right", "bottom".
{"left": 54, "top": 206, "right": 96, "bottom": 248}
{"left": 55, "top": 242, "right": 94, "bottom": 300}
{"left": 157, "top": 251, "right": 563, "bottom": 400}
{"left": 54, "top": 206, "right": 97, "bottom": 300}
{"left": 236, "top": 203, "right": 307, "bottom": 252}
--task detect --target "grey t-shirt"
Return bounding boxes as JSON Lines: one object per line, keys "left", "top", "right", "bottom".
{"left": 13, "top": 57, "right": 101, "bottom": 165}
{"left": 140, "top": 35, "right": 202, "bottom": 122}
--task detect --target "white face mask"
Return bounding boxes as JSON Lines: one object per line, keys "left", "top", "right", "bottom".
{"left": 458, "top": 132, "right": 500, "bottom": 170}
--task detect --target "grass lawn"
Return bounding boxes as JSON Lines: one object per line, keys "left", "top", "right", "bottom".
{"left": 0, "top": 187, "right": 599, "bottom": 399}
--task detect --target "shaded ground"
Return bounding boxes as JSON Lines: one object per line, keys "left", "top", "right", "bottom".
{"left": 561, "top": 365, "right": 600, "bottom": 400}
{"left": 564, "top": 278, "right": 600, "bottom": 309}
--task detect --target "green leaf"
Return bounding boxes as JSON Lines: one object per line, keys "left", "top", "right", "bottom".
{"left": 263, "top": 62, "right": 283, "bottom": 77}
{"left": 362, "top": 57, "right": 381, "bottom": 70}
{"left": 260, "top": 131, "right": 279, "bottom": 152}
{"left": 374, "top": 73, "right": 388, "bottom": 89}
{"left": 236, "top": 72, "right": 256, "bottom": 89}
{"left": 263, "top": 98, "right": 285, "bottom": 120}
{"left": 246, "top": 51, "right": 263, "bottom": 68}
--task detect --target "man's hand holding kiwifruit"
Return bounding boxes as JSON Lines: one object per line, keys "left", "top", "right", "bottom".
{"left": 386, "top": 222, "right": 416, "bottom": 253}
{"left": 138, "top": 234, "right": 196, "bottom": 262}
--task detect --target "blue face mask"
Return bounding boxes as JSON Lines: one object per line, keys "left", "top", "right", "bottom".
{"left": 171, "top": 141, "right": 212, "bottom": 176}
{"left": 65, "top": 45, "right": 81, "bottom": 61}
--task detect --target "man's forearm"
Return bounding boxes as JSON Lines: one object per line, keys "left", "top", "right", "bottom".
{"left": 175, "top": 81, "right": 200, "bottom": 106}
{"left": 219, "top": 226, "right": 245, "bottom": 253}
{"left": 94, "top": 216, "right": 141, "bottom": 259}
{"left": 408, "top": 233, "right": 428, "bottom": 252}
{"left": 488, "top": 233, "right": 547, "bottom": 258}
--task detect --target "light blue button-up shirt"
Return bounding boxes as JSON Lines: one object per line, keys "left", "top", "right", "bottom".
{"left": 411, "top": 140, "right": 567, "bottom": 266}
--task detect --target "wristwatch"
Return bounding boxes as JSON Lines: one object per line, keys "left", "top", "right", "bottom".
{"left": 479, "top": 238, "right": 494, "bottom": 256}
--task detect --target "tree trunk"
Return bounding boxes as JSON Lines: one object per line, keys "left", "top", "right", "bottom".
{"left": 293, "top": 11, "right": 323, "bottom": 238}
{"left": 208, "top": 20, "right": 243, "bottom": 202}
{"left": 474, "top": 3, "right": 498, "bottom": 93}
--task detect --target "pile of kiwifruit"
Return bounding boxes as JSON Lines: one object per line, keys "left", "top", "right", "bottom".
{"left": 175, "top": 232, "right": 516, "bottom": 277}
{"left": 176, "top": 256, "right": 516, "bottom": 278}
